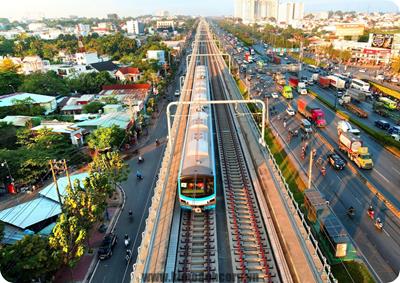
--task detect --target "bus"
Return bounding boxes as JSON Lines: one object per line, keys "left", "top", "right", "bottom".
{"left": 379, "top": 97, "right": 397, "bottom": 110}
{"left": 307, "top": 65, "right": 319, "bottom": 73}
{"left": 282, "top": 85, "right": 293, "bottom": 99}
{"left": 350, "top": 79, "right": 370, "bottom": 92}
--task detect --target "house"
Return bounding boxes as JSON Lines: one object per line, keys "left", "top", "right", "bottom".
{"left": 99, "top": 84, "right": 151, "bottom": 112}
{"left": 75, "top": 52, "right": 102, "bottom": 65}
{"left": 60, "top": 98, "right": 83, "bottom": 115}
{"left": 0, "top": 93, "right": 57, "bottom": 114}
{"left": 22, "top": 56, "right": 49, "bottom": 74}
{"left": 115, "top": 67, "right": 141, "bottom": 82}
{"left": 0, "top": 173, "right": 88, "bottom": 244}
{"left": 31, "top": 121, "right": 84, "bottom": 146}
{"left": 90, "top": 60, "right": 118, "bottom": 74}
{"left": 103, "top": 104, "right": 124, "bottom": 114}
{"left": 0, "top": 115, "right": 34, "bottom": 127}
{"left": 75, "top": 111, "right": 133, "bottom": 131}
{"left": 46, "top": 64, "right": 94, "bottom": 78}
{"left": 147, "top": 50, "right": 166, "bottom": 64}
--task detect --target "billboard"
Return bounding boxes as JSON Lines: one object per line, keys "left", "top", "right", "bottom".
{"left": 371, "top": 34, "right": 394, "bottom": 49}
{"left": 335, "top": 24, "right": 365, "bottom": 37}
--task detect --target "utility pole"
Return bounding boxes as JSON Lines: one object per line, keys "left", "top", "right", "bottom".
{"left": 308, "top": 148, "right": 314, "bottom": 190}
{"left": 49, "top": 160, "right": 64, "bottom": 207}
{"left": 266, "top": 97, "right": 269, "bottom": 125}
{"left": 63, "top": 159, "right": 72, "bottom": 191}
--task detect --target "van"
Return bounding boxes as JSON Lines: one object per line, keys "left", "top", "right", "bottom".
{"left": 301, "top": 119, "right": 313, "bottom": 133}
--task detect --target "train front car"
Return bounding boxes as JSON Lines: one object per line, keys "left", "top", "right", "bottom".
{"left": 178, "top": 65, "right": 216, "bottom": 212}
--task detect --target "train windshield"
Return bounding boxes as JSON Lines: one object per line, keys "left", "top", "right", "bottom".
{"left": 180, "top": 175, "right": 214, "bottom": 198}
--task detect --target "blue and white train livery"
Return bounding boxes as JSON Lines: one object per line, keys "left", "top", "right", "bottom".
{"left": 178, "top": 65, "right": 216, "bottom": 212}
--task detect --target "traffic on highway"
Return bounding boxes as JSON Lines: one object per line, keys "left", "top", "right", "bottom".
{"left": 216, "top": 25, "right": 400, "bottom": 282}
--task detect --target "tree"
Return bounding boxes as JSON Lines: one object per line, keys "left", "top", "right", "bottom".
{"left": 87, "top": 125, "right": 125, "bottom": 151}
{"left": 19, "top": 71, "right": 69, "bottom": 96}
{"left": 82, "top": 101, "right": 104, "bottom": 114}
{"left": 67, "top": 71, "right": 116, "bottom": 94}
{"left": 0, "top": 58, "right": 18, "bottom": 72}
{"left": 89, "top": 151, "right": 129, "bottom": 193}
{"left": 0, "top": 122, "right": 17, "bottom": 149}
{"left": 0, "top": 71, "right": 22, "bottom": 95}
{"left": 49, "top": 214, "right": 87, "bottom": 268}
{"left": 0, "top": 235, "right": 60, "bottom": 282}
{"left": 100, "top": 95, "right": 119, "bottom": 104}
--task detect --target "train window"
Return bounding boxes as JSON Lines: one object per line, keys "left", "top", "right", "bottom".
{"left": 181, "top": 182, "right": 187, "bottom": 188}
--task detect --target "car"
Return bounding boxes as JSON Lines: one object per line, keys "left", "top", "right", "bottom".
{"left": 174, "top": 90, "right": 180, "bottom": 97}
{"left": 376, "top": 74, "right": 385, "bottom": 81}
{"left": 98, "top": 232, "right": 117, "bottom": 260}
{"left": 388, "top": 126, "right": 400, "bottom": 135}
{"left": 359, "top": 69, "right": 366, "bottom": 73}
{"left": 271, "top": 92, "right": 279, "bottom": 98}
{"left": 327, "top": 152, "right": 346, "bottom": 170}
{"left": 374, "top": 120, "right": 390, "bottom": 130}
{"left": 286, "top": 107, "right": 296, "bottom": 116}
{"left": 391, "top": 77, "right": 399, "bottom": 83}
{"left": 392, "top": 134, "right": 400, "bottom": 141}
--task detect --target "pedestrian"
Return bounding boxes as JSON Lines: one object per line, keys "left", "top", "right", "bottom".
{"left": 283, "top": 121, "right": 287, "bottom": 128}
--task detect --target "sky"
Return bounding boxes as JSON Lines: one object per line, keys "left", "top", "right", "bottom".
{"left": 0, "top": 0, "right": 398, "bottom": 20}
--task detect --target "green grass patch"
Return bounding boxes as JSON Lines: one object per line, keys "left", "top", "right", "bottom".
{"left": 331, "top": 261, "right": 375, "bottom": 283}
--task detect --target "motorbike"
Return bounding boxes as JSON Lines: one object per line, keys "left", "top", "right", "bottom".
{"left": 320, "top": 166, "right": 326, "bottom": 176}
{"left": 375, "top": 220, "right": 383, "bottom": 231}
{"left": 137, "top": 156, "right": 144, "bottom": 163}
{"left": 136, "top": 174, "right": 143, "bottom": 180}
{"left": 367, "top": 209, "right": 375, "bottom": 220}
{"left": 124, "top": 237, "right": 130, "bottom": 248}
{"left": 347, "top": 208, "right": 355, "bottom": 218}
{"left": 125, "top": 251, "right": 131, "bottom": 263}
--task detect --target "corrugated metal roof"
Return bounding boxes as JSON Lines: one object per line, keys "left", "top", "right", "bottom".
{"left": 39, "top": 172, "right": 89, "bottom": 203}
{"left": 75, "top": 111, "right": 131, "bottom": 129}
{"left": 0, "top": 198, "right": 61, "bottom": 229}
{"left": 0, "top": 93, "right": 55, "bottom": 107}
{"left": 0, "top": 115, "right": 33, "bottom": 127}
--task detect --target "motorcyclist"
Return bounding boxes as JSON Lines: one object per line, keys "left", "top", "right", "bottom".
{"left": 138, "top": 156, "right": 144, "bottom": 162}
{"left": 347, "top": 206, "right": 355, "bottom": 216}
{"left": 128, "top": 209, "right": 133, "bottom": 216}
{"left": 375, "top": 217, "right": 383, "bottom": 229}
{"left": 155, "top": 139, "right": 160, "bottom": 146}
{"left": 368, "top": 205, "right": 375, "bottom": 218}
{"left": 136, "top": 170, "right": 142, "bottom": 179}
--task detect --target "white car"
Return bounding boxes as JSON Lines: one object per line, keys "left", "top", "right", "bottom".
{"left": 174, "top": 90, "right": 180, "bottom": 96}
{"left": 392, "top": 134, "right": 400, "bottom": 141}
{"left": 271, "top": 92, "right": 279, "bottom": 98}
{"left": 286, "top": 107, "right": 296, "bottom": 116}
{"left": 359, "top": 69, "right": 366, "bottom": 73}
{"left": 391, "top": 77, "right": 399, "bottom": 83}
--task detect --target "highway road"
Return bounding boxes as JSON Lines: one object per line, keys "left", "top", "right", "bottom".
{"left": 216, "top": 27, "right": 400, "bottom": 282}
{"left": 267, "top": 91, "right": 400, "bottom": 282}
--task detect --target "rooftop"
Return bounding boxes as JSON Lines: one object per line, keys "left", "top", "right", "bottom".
{"left": 117, "top": 67, "right": 140, "bottom": 74}
{"left": 0, "top": 93, "right": 55, "bottom": 107}
{"left": 32, "top": 121, "right": 82, "bottom": 134}
{"left": 0, "top": 115, "right": 33, "bottom": 127}
{"left": 75, "top": 111, "right": 132, "bottom": 129}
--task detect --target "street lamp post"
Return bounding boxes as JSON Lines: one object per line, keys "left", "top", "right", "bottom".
{"left": 1, "top": 160, "right": 14, "bottom": 185}
{"left": 8, "top": 85, "right": 16, "bottom": 93}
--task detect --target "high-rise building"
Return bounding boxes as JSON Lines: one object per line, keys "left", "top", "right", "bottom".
{"left": 277, "top": 2, "right": 304, "bottom": 25}
{"left": 234, "top": 0, "right": 278, "bottom": 24}
{"left": 127, "top": 20, "right": 145, "bottom": 35}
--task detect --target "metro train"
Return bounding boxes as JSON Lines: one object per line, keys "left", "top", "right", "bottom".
{"left": 178, "top": 65, "right": 216, "bottom": 212}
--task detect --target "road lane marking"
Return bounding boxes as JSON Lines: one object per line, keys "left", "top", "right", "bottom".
{"left": 374, "top": 170, "right": 390, "bottom": 184}
{"left": 393, "top": 167, "right": 400, "bottom": 175}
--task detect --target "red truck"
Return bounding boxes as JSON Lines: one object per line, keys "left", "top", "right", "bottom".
{"left": 288, "top": 77, "right": 299, "bottom": 88}
{"left": 273, "top": 56, "right": 281, "bottom": 64}
{"left": 297, "top": 99, "right": 327, "bottom": 127}
{"left": 318, "top": 76, "right": 330, "bottom": 88}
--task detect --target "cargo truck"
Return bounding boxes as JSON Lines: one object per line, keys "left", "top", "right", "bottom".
{"left": 338, "top": 132, "right": 373, "bottom": 169}
{"left": 273, "top": 56, "right": 281, "bottom": 64}
{"left": 319, "top": 76, "right": 331, "bottom": 88}
{"left": 297, "top": 99, "right": 326, "bottom": 127}
{"left": 327, "top": 75, "right": 346, "bottom": 89}
{"left": 282, "top": 85, "right": 293, "bottom": 99}
{"left": 297, "top": 82, "right": 307, "bottom": 95}
{"left": 338, "top": 89, "right": 368, "bottom": 118}
{"left": 289, "top": 77, "right": 299, "bottom": 88}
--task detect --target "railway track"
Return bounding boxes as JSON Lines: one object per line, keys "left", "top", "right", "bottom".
{"left": 175, "top": 210, "right": 217, "bottom": 282}
{"left": 207, "top": 35, "right": 281, "bottom": 282}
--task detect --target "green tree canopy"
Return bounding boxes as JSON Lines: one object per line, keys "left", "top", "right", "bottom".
{"left": 87, "top": 125, "right": 125, "bottom": 151}
{"left": 82, "top": 101, "right": 104, "bottom": 114}
{"left": 67, "top": 71, "right": 116, "bottom": 94}
{"left": 19, "top": 71, "right": 69, "bottom": 96}
{"left": 0, "top": 71, "right": 22, "bottom": 95}
{"left": 0, "top": 235, "right": 60, "bottom": 282}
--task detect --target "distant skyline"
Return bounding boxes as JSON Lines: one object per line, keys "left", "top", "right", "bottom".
{"left": 0, "top": 0, "right": 398, "bottom": 20}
